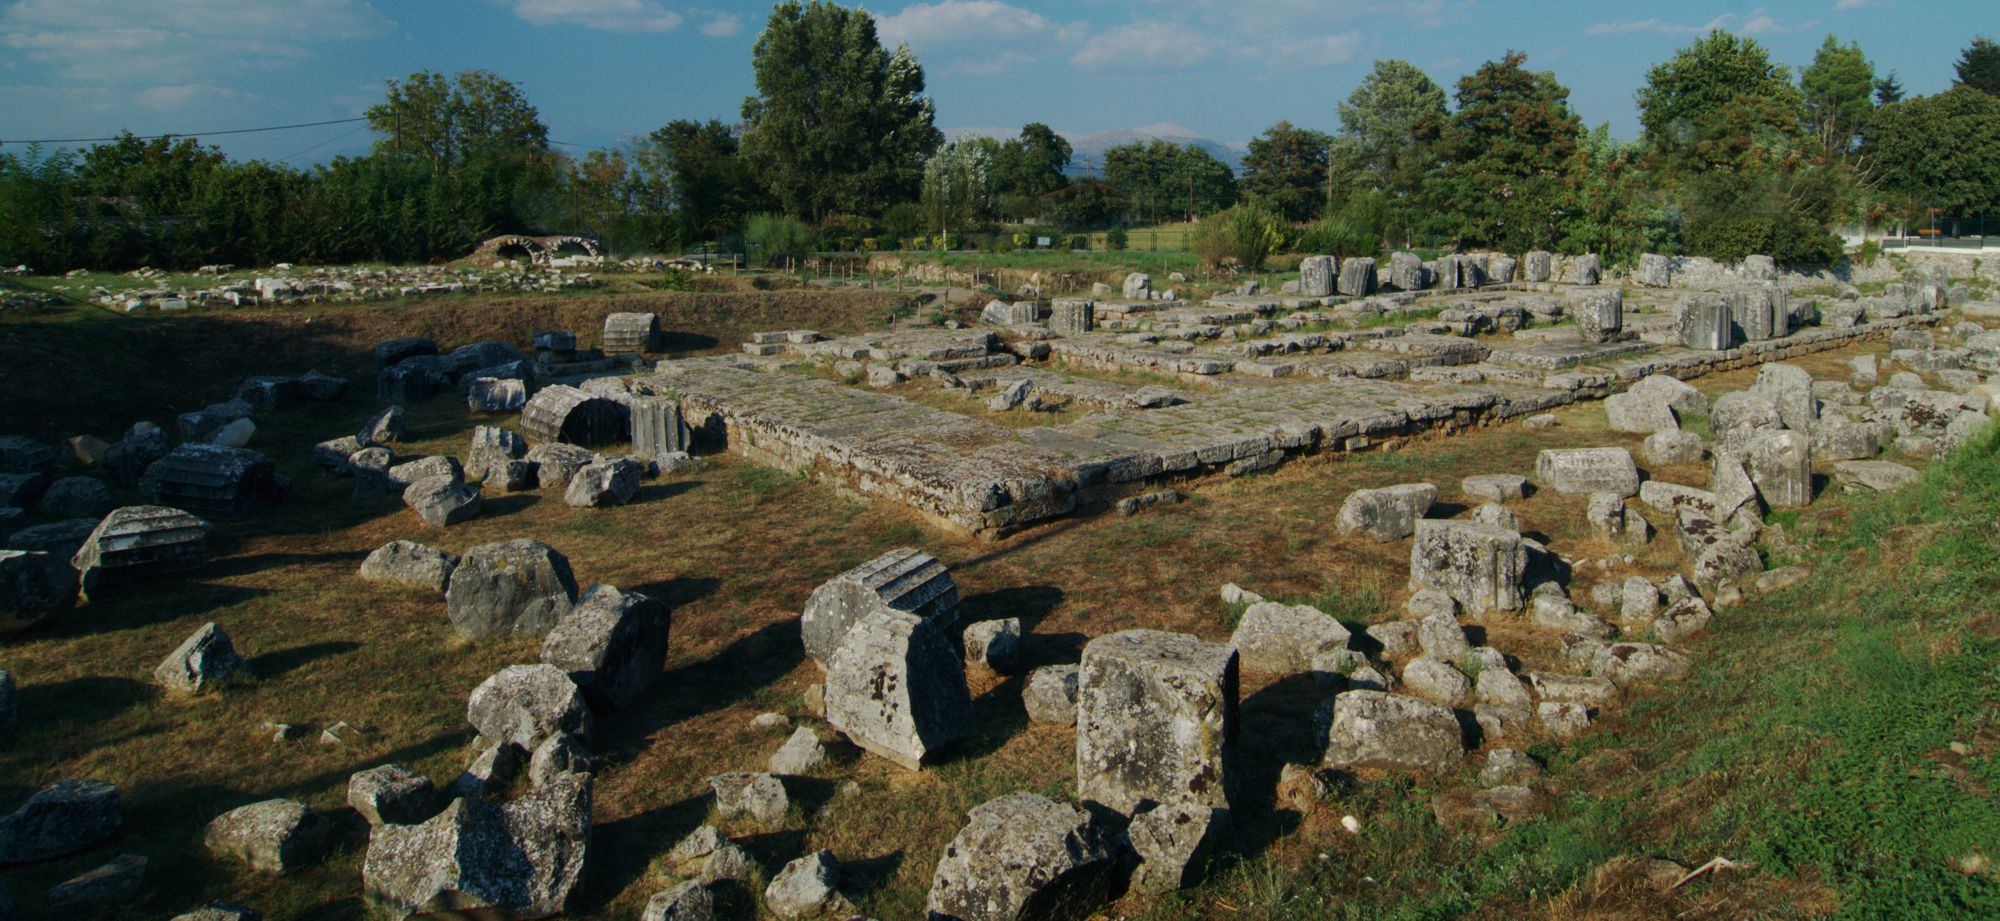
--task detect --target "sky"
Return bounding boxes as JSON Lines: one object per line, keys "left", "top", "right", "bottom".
{"left": 0, "top": 0, "right": 1990, "bottom": 166}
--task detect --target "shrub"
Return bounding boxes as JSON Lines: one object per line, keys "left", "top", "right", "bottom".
{"left": 1105, "top": 226, "right": 1128, "bottom": 251}
{"left": 1192, "top": 201, "right": 1289, "bottom": 270}
{"left": 745, "top": 213, "right": 816, "bottom": 261}
{"left": 1297, "top": 217, "right": 1376, "bottom": 258}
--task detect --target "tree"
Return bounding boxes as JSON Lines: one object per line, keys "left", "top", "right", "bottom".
{"left": 1432, "top": 52, "right": 1582, "bottom": 251}
{"left": 1955, "top": 37, "right": 2000, "bottom": 96}
{"left": 921, "top": 139, "right": 994, "bottom": 243}
{"left": 1875, "top": 70, "right": 1905, "bottom": 105}
{"left": 993, "top": 123, "right": 1071, "bottom": 202}
{"left": 739, "top": 1, "right": 941, "bottom": 220}
{"left": 1864, "top": 86, "right": 2000, "bottom": 216}
{"left": 365, "top": 70, "right": 550, "bottom": 171}
{"left": 1337, "top": 60, "right": 1448, "bottom": 242}
{"left": 647, "top": 119, "right": 767, "bottom": 243}
{"left": 1636, "top": 30, "right": 1800, "bottom": 163}
{"left": 1241, "top": 121, "right": 1333, "bottom": 222}
{"left": 1800, "top": 36, "right": 1876, "bottom": 153}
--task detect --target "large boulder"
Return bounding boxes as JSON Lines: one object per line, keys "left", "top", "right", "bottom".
{"left": 1629, "top": 374, "right": 1707, "bottom": 418}
{"left": 139, "top": 444, "right": 285, "bottom": 511}
{"left": 1751, "top": 363, "right": 1818, "bottom": 433}
{"left": 801, "top": 547, "right": 959, "bottom": 668}
{"left": 825, "top": 609, "right": 972, "bottom": 770}
{"left": 563, "top": 457, "right": 643, "bottom": 508}
{"left": 1536, "top": 447, "right": 1640, "bottom": 498}
{"left": 1568, "top": 287, "right": 1623, "bottom": 343}
{"left": 0, "top": 550, "right": 78, "bottom": 634}
{"left": 466, "top": 664, "right": 595, "bottom": 751}
{"left": 36, "top": 477, "right": 114, "bottom": 520}
{"left": 1333, "top": 483, "right": 1436, "bottom": 541}
{"left": 1298, "top": 256, "right": 1336, "bottom": 298}
{"left": 1738, "top": 429, "right": 1812, "bottom": 509}
{"left": 924, "top": 792, "right": 1117, "bottom": 921}
{"left": 362, "top": 772, "right": 591, "bottom": 920}
{"left": 765, "top": 850, "right": 841, "bottom": 920}
{"left": 203, "top": 799, "right": 329, "bottom": 876}
{"left": 1128, "top": 802, "right": 1229, "bottom": 894}
{"left": 1409, "top": 520, "right": 1526, "bottom": 615}
{"left": 1229, "top": 602, "right": 1350, "bottom": 675}
{"left": 539, "top": 584, "right": 671, "bottom": 712}
{"left": 403, "top": 475, "right": 482, "bottom": 527}
{"left": 0, "top": 780, "right": 121, "bottom": 863}
{"left": 1023, "top": 665, "right": 1080, "bottom": 725}
{"left": 445, "top": 540, "right": 580, "bottom": 640}
{"left": 1604, "top": 391, "right": 1678, "bottom": 434}
{"left": 359, "top": 541, "right": 459, "bottom": 594}
{"left": 154, "top": 622, "right": 250, "bottom": 694}
{"left": 347, "top": 765, "right": 441, "bottom": 826}
{"left": 1076, "top": 630, "right": 1238, "bottom": 814}
{"left": 1320, "top": 690, "right": 1464, "bottom": 773}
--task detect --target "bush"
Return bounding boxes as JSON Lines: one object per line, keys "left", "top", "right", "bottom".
{"left": 1192, "top": 201, "right": 1289, "bottom": 270}
{"left": 1857, "top": 239, "right": 1882, "bottom": 267}
{"left": 1105, "top": 226, "right": 1128, "bottom": 251}
{"left": 1066, "top": 234, "right": 1091, "bottom": 250}
{"left": 745, "top": 213, "right": 816, "bottom": 262}
{"left": 1296, "top": 217, "right": 1376, "bottom": 258}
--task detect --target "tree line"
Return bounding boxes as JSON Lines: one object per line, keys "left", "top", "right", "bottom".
{"left": 1, "top": 0, "right": 1997, "bottom": 274}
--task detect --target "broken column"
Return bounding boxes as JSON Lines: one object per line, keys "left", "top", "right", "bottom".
{"left": 1298, "top": 256, "right": 1336, "bottom": 298}
{"left": 1524, "top": 251, "right": 1553, "bottom": 283}
{"left": 601, "top": 312, "right": 659, "bottom": 354}
{"left": 1337, "top": 257, "right": 1376, "bottom": 296}
{"left": 1676, "top": 294, "right": 1733, "bottom": 350}
{"left": 824, "top": 609, "right": 973, "bottom": 770}
{"left": 1076, "top": 629, "right": 1238, "bottom": 815}
{"left": 71, "top": 506, "right": 210, "bottom": 592}
{"left": 630, "top": 396, "right": 691, "bottom": 459}
{"left": 1049, "top": 299, "right": 1094, "bottom": 336}
{"left": 801, "top": 547, "right": 959, "bottom": 668}
{"left": 1567, "top": 287, "right": 1623, "bottom": 343}
{"left": 1389, "top": 252, "right": 1425, "bottom": 291}
{"left": 1732, "top": 285, "right": 1788, "bottom": 342}
{"left": 924, "top": 792, "right": 1116, "bottom": 921}
{"left": 1635, "top": 253, "right": 1672, "bottom": 288}
{"left": 138, "top": 444, "right": 284, "bottom": 511}
{"left": 520, "top": 385, "right": 626, "bottom": 447}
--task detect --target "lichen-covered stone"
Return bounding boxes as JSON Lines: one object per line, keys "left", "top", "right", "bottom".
{"left": 466, "top": 664, "right": 594, "bottom": 751}
{"left": 1076, "top": 630, "right": 1237, "bottom": 814}
{"left": 1320, "top": 690, "right": 1463, "bottom": 773}
{"left": 924, "top": 792, "right": 1116, "bottom": 921}
{"left": 154, "top": 622, "right": 250, "bottom": 694}
{"left": 825, "top": 609, "right": 972, "bottom": 770}
{"left": 362, "top": 772, "right": 591, "bottom": 920}
{"left": 1334, "top": 483, "right": 1436, "bottom": 541}
{"left": 359, "top": 540, "right": 459, "bottom": 594}
{"left": 1536, "top": 447, "right": 1640, "bottom": 498}
{"left": 802, "top": 547, "right": 959, "bottom": 668}
{"left": 203, "top": 799, "right": 329, "bottom": 876}
{"left": 539, "top": 584, "right": 670, "bottom": 712}
{"left": 1229, "top": 602, "right": 1349, "bottom": 675}
{"left": 445, "top": 540, "right": 579, "bottom": 640}
{"left": 1409, "top": 520, "right": 1525, "bottom": 615}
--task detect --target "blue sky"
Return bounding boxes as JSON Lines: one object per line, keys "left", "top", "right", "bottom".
{"left": 0, "top": 0, "right": 1988, "bottom": 165}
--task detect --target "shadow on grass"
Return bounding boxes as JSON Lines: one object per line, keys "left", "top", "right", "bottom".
{"left": 14, "top": 675, "right": 151, "bottom": 736}
{"left": 249, "top": 640, "right": 363, "bottom": 678}
{"left": 571, "top": 792, "right": 708, "bottom": 916}
{"left": 597, "top": 617, "right": 805, "bottom": 759}
{"left": 1229, "top": 672, "right": 1327, "bottom": 863}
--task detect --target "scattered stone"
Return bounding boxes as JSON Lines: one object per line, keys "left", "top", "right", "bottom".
{"left": 962, "top": 617, "right": 1022, "bottom": 672}
{"left": 1538, "top": 701, "right": 1591, "bottom": 738}
{"left": 564, "top": 456, "right": 643, "bottom": 507}
{"left": 1023, "top": 665, "right": 1080, "bottom": 725}
{"left": 361, "top": 772, "right": 591, "bottom": 920}
{"left": 539, "top": 584, "right": 671, "bottom": 712}
{"left": 466, "top": 426, "right": 527, "bottom": 481}
{"left": 359, "top": 405, "right": 406, "bottom": 445}
{"left": 140, "top": 444, "right": 285, "bottom": 511}
{"left": 1739, "top": 429, "right": 1812, "bottom": 509}
{"left": 402, "top": 475, "right": 482, "bottom": 527}
{"left": 1752, "top": 363, "right": 1818, "bottom": 433}
{"left": 826, "top": 609, "right": 972, "bottom": 770}
{"left": 36, "top": 477, "right": 113, "bottom": 520}
{"left": 1630, "top": 374, "right": 1708, "bottom": 417}
{"left": 0, "top": 549, "right": 78, "bottom": 634}
{"left": 527, "top": 443, "right": 596, "bottom": 489}
{"left": 1461, "top": 474, "right": 1527, "bottom": 502}
{"left": 1648, "top": 596, "right": 1713, "bottom": 644}
{"left": 770, "top": 727, "right": 827, "bottom": 775}
{"left": 527, "top": 733, "right": 595, "bottom": 789}
{"left": 359, "top": 540, "right": 459, "bottom": 594}
{"left": 801, "top": 547, "right": 959, "bottom": 668}
{"left": 47, "top": 853, "right": 146, "bottom": 912}
{"left": 1569, "top": 287, "right": 1623, "bottom": 342}
{"left": 765, "top": 849, "right": 840, "bottom": 920}
{"left": 1231, "top": 601, "right": 1350, "bottom": 675}
{"left": 1833, "top": 459, "right": 1921, "bottom": 493}
{"left": 154, "top": 622, "right": 250, "bottom": 694}
{"left": 347, "top": 765, "right": 441, "bottom": 826}
{"left": 708, "top": 772, "right": 788, "bottom": 828}
{"left": 1129, "top": 802, "right": 1229, "bottom": 894}
{"left": 1604, "top": 390, "right": 1678, "bottom": 434}
{"left": 1479, "top": 749, "right": 1544, "bottom": 787}
{"left": 1536, "top": 447, "right": 1640, "bottom": 498}
{"left": 1320, "top": 690, "right": 1463, "bottom": 773}
{"left": 1334, "top": 483, "right": 1437, "bottom": 541}
{"left": 466, "top": 664, "right": 594, "bottom": 751}
{"left": 1077, "top": 630, "right": 1237, "bottom": 814}
{"left": 1642, "top": 429, "right": 1706, "bottom": 466}
{"left": 388, "top": 455, "right": 464, "bottom": 487}
{"left": 641, "top": 881, "right": 713, "bottom": 921}
{"left": 1410, "top": 520, "right": 1526, "bottom": 615}
{"left": 446, "top": 539, "right": 580, "bottom": 640}
{"left": 204, "top": 799, "right": 329, "bottom": 876}
{"left": 1401, "top": 655, "right": 1472, "bottom": 706}
{"left": 924, "top": 792, "right": 1116, "bottom": 921}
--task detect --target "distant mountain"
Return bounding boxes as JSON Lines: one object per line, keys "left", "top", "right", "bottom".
{"left": 941, "top": 122, "right": 1248, "bottom": 176}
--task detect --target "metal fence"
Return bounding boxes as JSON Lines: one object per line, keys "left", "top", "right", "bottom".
{"left": 1877, "top": 215, "right": 1997, "bottom": 251}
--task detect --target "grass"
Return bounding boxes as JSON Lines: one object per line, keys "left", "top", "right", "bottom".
{"left": 3, "top": 276, "right": 1996, "bottom": 919}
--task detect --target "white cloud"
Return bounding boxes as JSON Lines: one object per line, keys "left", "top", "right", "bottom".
{"left": 1258, "top": 32, "right": 1364, "bottom": 69}
{"left": 0, "top": 0, "right": 392, "bottom": 84}
{"left": 1741, "top": 9, "right": 1817, "bottom": 34}
{"left": 1833, "top": 0, "right": 1887, "bottom": 9}
{"left": 698, "top": 13, "right": 741, "bottom": 37}
{"left": 1585, "top": 15, "right": 1733, "bottom": 36}
{"left": 507, "top": 0, "right": 682, "bottom": 32}
{"left": 1070, "top": 21, "right": 1213, "bottom": 72}
{"left": 878, "top": 1, "right": 1081, "bottom": 75}
{"left": 135, "top": 84, "right": 243, "bottom": 110}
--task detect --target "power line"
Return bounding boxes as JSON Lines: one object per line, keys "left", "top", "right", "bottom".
{"left": 279, "top": 124, "right": 372, "bottom": 163}
{"left": 1, "top": 117, "right": 369, "bottom": 147}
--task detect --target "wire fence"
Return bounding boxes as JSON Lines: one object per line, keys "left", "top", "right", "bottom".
{"left": 1880, "top": 215, "right": 1998, "bottom": 250}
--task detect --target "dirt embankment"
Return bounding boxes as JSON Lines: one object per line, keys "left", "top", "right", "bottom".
{"left": 0, "top": 288, "right": 909, "bottom": 443}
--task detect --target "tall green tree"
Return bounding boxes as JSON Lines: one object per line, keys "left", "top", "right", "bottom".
{"left": 1800, "top": 36, "right": 1876, "bottom": 153}
{"left": 739, "top": 1, "right": 941, "bottom": 220}
{"left": 1432, "top": 52, "right": 1582, "bottom": 251}
{"left": 992, "top": 123, "right": 1071, "bottom": 201}
{"left": 365, "top": 70, "right": 550, "bottom": 171}
{"left": 647, "top": 119, "right": 767, "bottom": 243}
{"left": 1338, "top": 60, "right": 1449, "bottom": 242}
{"left": 1864, "top": 85, "right": 2000, "bottom": 216}
{"left": 1875, "top": 70, "right": 1905, "bottom": 105}
{"left": 921, "top": 138, "right": 995, "bottom": 241}
{"left": 1955, "top": 37, "right": 2000, "bottom": 96}
{"left": 1241, "top": 121, "right": 1333, "bottom": 222}
{"left": 1637, "top": 30, "right": 1801, "bottom": 164}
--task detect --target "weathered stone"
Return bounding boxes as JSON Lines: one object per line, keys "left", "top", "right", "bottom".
{"left": 0, "top": 550, "right": 77, "bottom": 634}
{"left": 103, "top": 425, "right": 168, "bottom": 488}
{"left": 347, "top": 765, "right": 440, "bottom": 826}
{"left": 1751, "top": 363, "right": 1818, "bottom": 433}
{"left": 1539, "top": 701, "right": 1591, "bottom": 738}
{"left": 47, "top": 853, "right": 146, "bottom": 912}
{"left": 1580, "top": 641, "right": 1693, "bottom": 688}
{"left": 708, "top": 771, "right": 788, "bottom": 828}
{"left": 1298, "top": 256, "right": 1336, "bottom": 297}
{"left": 140, "top": 444, "right": 284, "bottom": 511}
{"left": 631, "top": 396, "right": 692, "bottom": 459}
{"left": 1338, "top": 257, "right": 1376, "bottom": 296}
{"left": 1528, "top": 672, "right": 1618, "bottom": 707}
{"left": 1320, "top": 690, "right": 1463, "bottom": 773}
{"left": 1023, "top": 665, "right": 1080, "bottom": 725}
{"left": 1409, "top": 520, "right": 1526, "bottom": 615}
{"left": 1635, "top": 253, "right": 1671, "bottom": 288}
{"left": 1536, "top": 447, "right": 1639, "bottom": 498}
{"left": 525, "top": 733, "right": 594, "bottom": 790}
{"left": 403, "top": 475, "right": 482, "bottom": 527}
{"left": 388, "top": 455, "right": 464, "bottom": 488}
{"left": 963, "top": 617, "right": 1022, "bottom": 672}
{"left": 450, "top": 742, "right": 526, "bottom": 800}
{"left": 359, "top": 405, "right": 407, "bottom": 445}
{"left": 154, "top": 622, "right": 250, "bottom": 694}
{"left": 641, "top": 881, "right": 713, "bottom": 921}
{"left": 539, "top": 584, "right": 670, "bottom": 712}
{"left": 1049, "top": 298, "right": 1095, "bottom": 336}
{"left": 1642, "top": 429, "right": 1705, "bottom": 466}
{"left": 0, "top": 780, "right": 121, "bottom": 863}
{"left": 1475, "top": 660, "right": 1533, "bottom": 710}
{"left": 1604, "top": 390, "right": 1678, "bottom": 434}
{"left": 802, "top": 547, "right": 959, "bottom": 668}
{"left": 0, "top": 436, "right": 57, "bottom": 477}
{"left": 466, "top": 426, "right": 527, "bottom": 482}
{"left": 1675, "top": 294, "right": 1732, "bottom": 350}
{"left": 36, "top": 477, "right": 113, "bottom": 520}
{"left": 770, "top": 727, "right": 826, "bottom": 775}
{"left": 204, "top": 799, "right": 329, "bottom": 876}
{"left": 1129, "top": 802, "right": 1228, "bottom": 894}
{"left": 467, "top": 664, "right": 594, "bottom": 751}
{"left": 1573, "top": 253, "right": 1601, "bottom": 286}
{"left": 1401, "top": 655, "right": 1471, "bottom": 706}
{"left": 765, "top": 849, "right": 840, "bottom": 920}
{"left": 563, "top": 456, "right": 643, "bottom": 508}
{"left": 1630, "top": 374, "right": 1707, "bottom": 417}
{"left": 360, "top": 540, "right": 459, "bottom": 594}
{"left": 1461, "top": 474, "right": 1526, "bottom": 502}
{"left": 522, "top": 384, "right": 626, "bottom": 447}
{"left": 446, "top": 539, "right": 580, "bottom": 640}
{"left": 1740, "top": 429, "right": 1812, "bottom": 509}
{"left": 1486, "top": 254, "right": 1517, "bottom": 284}
{"left": 172, "top": 903, "right": 264, "bottom": 921}
{"left": 1076, "top": 630, "right": 1237, "bottom": 814}
{"left": 526, "top": 443, "right": 595, "bottom": 489}
{"left": 1530, "top": 590, "right": 1614, "bottom": 638}
{"left": 1833, "top": 459, "right": 1921, "bottom": 493}
{"left": 375, "top": 337, "right": 439, "bottom": 369}
{"left": 1389, "top": 251, "right": 1425, "bottom": 290}
{"left": 1569, "top": 287, "right": 1623, "bottom": 343}
{"left": 362, "top": 772, "right": 591, "bottom": 920}
{"left": 924, "top": 792, "right": 1116, "bottom": 921}
{"left": 1231, "top": 602, "right": 1350, "bottom": 675}
{"left": 1648, "top": 596, "right": 1713, "bottom": 644}
{"left": 602, "top": 312, "right": 660, "bottom": 353}
{"left": 1522, "top": 251, "right": 1552, "bottom": 283}
{"left": 1334, "top": 482, "right": 1436, "bottom": 541}
{"left": 1122, "top": 273, "right": 1152, "bottom": 300}
{"left": 826, "top": 609, "right": 972, "bottom": 770}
